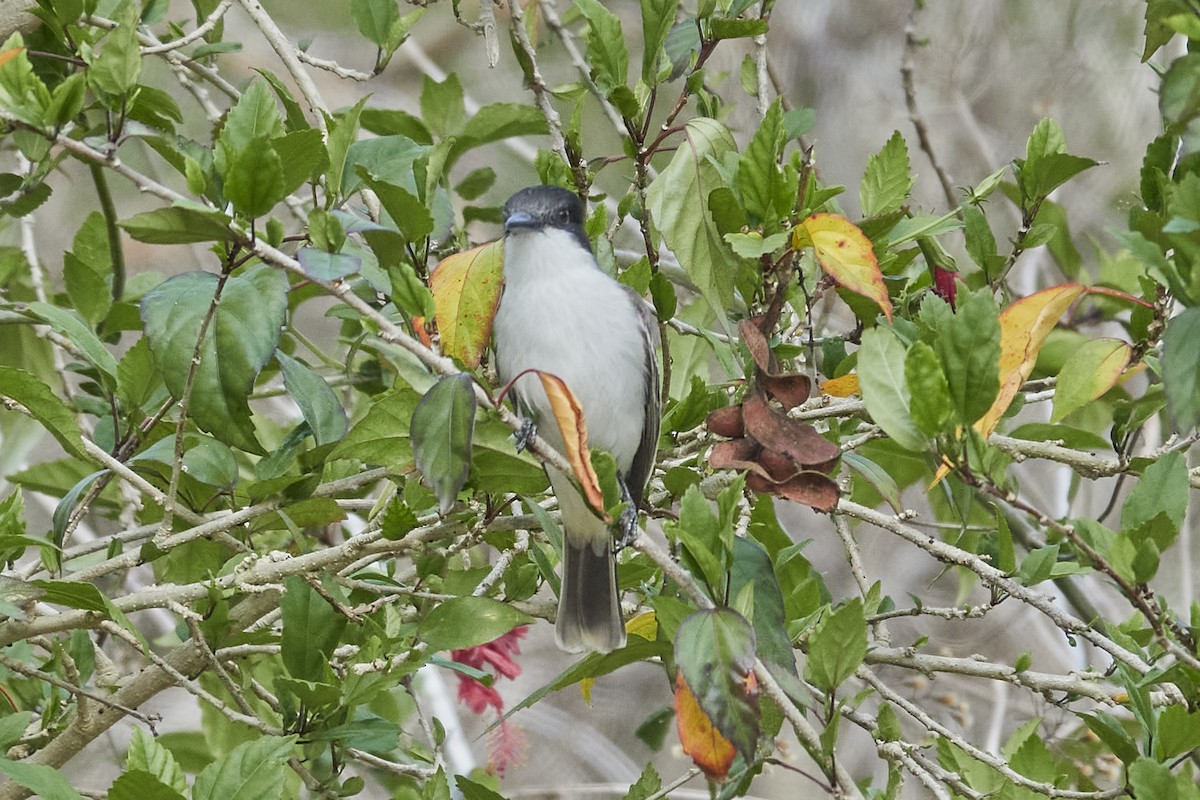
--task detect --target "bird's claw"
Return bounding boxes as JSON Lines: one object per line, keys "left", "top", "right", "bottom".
{"left": 514, "top": 417, "right": 537, "bottom": 453}
{"left": 614, "top": 477, "right": 639, "bottom": 552}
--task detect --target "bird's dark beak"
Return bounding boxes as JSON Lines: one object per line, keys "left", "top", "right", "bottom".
{"left": 504, "top": 211, "right": 537, "bottom": 233}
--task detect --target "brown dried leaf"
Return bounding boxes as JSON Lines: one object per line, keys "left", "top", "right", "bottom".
{"left": 760, "top": 373, "right": 811, "bottom": 410}
{"left": 746, "top": 470, "right": 839, "bottom": 513}
{"left": 742, "top": 394, "right": 840, "bottom": 470}
{"left": 708, "top": 438, "right": 764, "bottom": 473}
{"left": 706, "top": 406, "right": 745, "bottom": 438}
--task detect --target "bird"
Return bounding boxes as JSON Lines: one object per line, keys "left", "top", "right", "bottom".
{"left": 491, "top": 185, "right": 660, "bottom": 653}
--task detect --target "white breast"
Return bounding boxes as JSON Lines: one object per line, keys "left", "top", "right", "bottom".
{"left": 493, "top": 228, "right": 649, "bottom": 472}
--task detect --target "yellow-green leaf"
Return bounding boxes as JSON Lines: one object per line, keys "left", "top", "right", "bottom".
{"left": 430, "top": 240, "right": 503, "bottom": 368}
{"left": 1051, "top": 338, "right": 1131, "bottom": 423}
{"left": 975, "top": 283, "right": 1085, "bottom": 436}
{"left": 794, "top": 213, "right": 892, "bottom": 323}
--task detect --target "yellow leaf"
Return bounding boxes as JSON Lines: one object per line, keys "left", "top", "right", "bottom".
{"left": 820, "top": 372, "right": 860, "bottom": 397}
{"left": 974, "top": 283, "right": 1086, "bottom": 437}
{"left": 430, "top": 240, "right": 504, "bottom": 368}
{"left": 933, "top": 283, "right": 1088, "bottom": 487}
{"left": 675, "top": 671, "right": 737, "bottom": 780}
{"left": 794, "top": 213, "right": 892, "bottom": 323}
{"left": 625, "top": 611, "right": 658, "bottom": 641}
{"left": 580, "top": 676, "right": 594, "bottom": 705}
{"left": 536, "top": 371, "right": 607, "bottom": 517}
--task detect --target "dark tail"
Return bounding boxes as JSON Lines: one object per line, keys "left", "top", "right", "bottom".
{"left": 555, "top": 538, "right": 625, "bottom": 653}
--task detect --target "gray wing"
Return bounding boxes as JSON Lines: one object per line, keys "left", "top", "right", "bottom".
{"left": 622, "top": 288, "right": 661, "bottom": 508}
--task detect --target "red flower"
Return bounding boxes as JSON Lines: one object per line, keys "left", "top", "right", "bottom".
{"left": 450, "top": 626, "right": 530, "bottom": 775}
{"left": 932, "top": 266, "right": 959, "bottom": 309}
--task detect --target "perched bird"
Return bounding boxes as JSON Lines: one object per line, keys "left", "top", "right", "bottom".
{"left": 492, "top": 185, "right": 660, "bottom": 653}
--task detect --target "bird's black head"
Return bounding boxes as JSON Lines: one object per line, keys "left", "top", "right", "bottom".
{"left": 503, "top": 185, "right": 591, "bottom": 251}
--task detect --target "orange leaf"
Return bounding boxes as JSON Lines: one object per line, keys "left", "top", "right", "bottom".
{"left": 821, "top": 373, "right": 860, "bottom": 397}
{"left": 974, "top": 283, "right": 1085, "bottom": 436}
{"left": 430, "top": 240, "right": 504, "bottom": 368}
{"left": 0, "top": 48, "right": 24, "bottom": 71}
{"left": 536, "top": 371, "right": 607, "bottom": 517}
{"left": 675, "top": 671, "right": 737, "bottom": 780}
{"left": 794, "top": 213, "right": 892, "bottom": 323}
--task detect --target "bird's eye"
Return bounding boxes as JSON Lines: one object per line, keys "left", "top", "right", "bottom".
{"left": 556, "top": 208, "right": 571, "bottom": 224}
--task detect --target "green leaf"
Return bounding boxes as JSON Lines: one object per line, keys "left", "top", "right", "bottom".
{"left": 469, "top": 419, "right": 549, "bottom": 496}
{"left": 24, "top": 302, "right": 118, "bottom": 386}
{"left": 625, "top": 763, "right": 664, "bottom": 800}
{"left": 181, "top": 436, "right": 239, "bottom": 489}
{"left": 0, "top": 759, "right": 86, "bottom": 800}
{"left": 296, "top": 248, "right": 360, "bottom": 280}
{"left": 32, "top": 579, "right": 109, "bottom": 612}
{"left": 1156, "top": 704, "right": 1200, "bottom": 760}
{"left": 108, "top": 770, "right": 185, "bottom": 800}
{"left": 674, "top": 607, "right": 760, "bottom": 760}
{"left": 1015, "top": 118, "right": 1098, "bottom": 203}
{"left": 736, "top": 99, "right": 787, "bottom": 225}
{"left": 63, "top": 253, "right": 111, "bottom": 327}
{"left": 417, "top": 596, "right": 532, "bottom": 651}
{"left": 804, "top": 598, "right": 867, "bottom": 692}
{"left": 0, "top": 712, "right": 33, "bottom": 751}
{"left": 927, "top": 289, "right": 1001, "bottom": 426}
{"left": 646, "top": 118, "right": 742, "bottom": 309}
{"left": 88, "top": 0, "right": 141, "bottom": 97}
{"left": 860, "top": 131, "right": 914, "bottom": 217}
{"left": 281, "top": 575, "right": 349, "bottom": 682}
{"left": 455, "top": 776, "right": 506, "bottom": 800}
{"left": 1128, "top": 758, "right": 1177, "bottom": 800}
{"left": 118, "top": 205, "right": 236, "bottom": 244}
{"left": 446, "top": 103, "right": 549, "bottom": 168}
{"left": 191, "top": 736, "right": 296, "bottom": 800}
{"left": 46, "top": 71, "right": 86, "bottom": 127}
{"left": 1161, "top": 52, "right": 1200, "bottom": 132}
{"left": 1163, "top": 306, "right": 1200, "bottom": 429}
{"left": 410, "top": 373, "right": 476, "bottom": 515}
{"left": 842, "top": 451, "right": 902, "bottom": 512}
{"left": 963, "top": 204, "right": 998, "bottom": 271}
{"left": 272, "top": 129, "right": 328, "bottom": 196}
{"left": 574, "top": 0, "right": 629, "bottom": 94}
{"left": 904, "top": 340, "right": 952, "bottom": 437}
{"left": 641, "top": 0, "right": 680, "bottom": 82}
{"left": 276, "top": 352, "right": 348, "bottom": 446}
{"left": 0, "top": 366, "right": 87, "bottom": 459}
{"left": 52, "top": 470, "right": 107, "bottom": 546}
{"left": 224, "top": 140, "right": 286, "bottom": 219}
{"left": 1017, "top": 544, "right": 1059, "bottom": 586}
{"left": 329, "top": 388, "right": 419, "bottom": 469}
{"left": 420, "top": 73, "right": 465, "bottom": 139}
{"left": 671, "top": 484, "right": 727, "bottom": 596}
{"left": 217, "top": 78, "right": 284, "bottom": 155}
{"left": 1123, "top": 450, "right": 1189, "bottom": 533}
{"left": 724, "top": 231, "right": 788, "bottom": 258}
{"left": 358, "top": 172, "right": 433, "bottom": 242}
{"left": 858, "top": 326, "right": 927, "bottom": 452}
{"left": 325, "top": 97, "right": 368, "bottom": 201}
{"left": 708, "top": 17, "right": 769, "bottom": 40}
{"left": 140, "top": 265, "right": 289, "bottom": 453}
{"left": 729, "top": 537, "right": 796, "bottom": 675}
{"left": 125, "top": 726, "right": 187, "bottom": 795}
{"left": 350, "top": 0, "right": 399, "bottom": 47}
